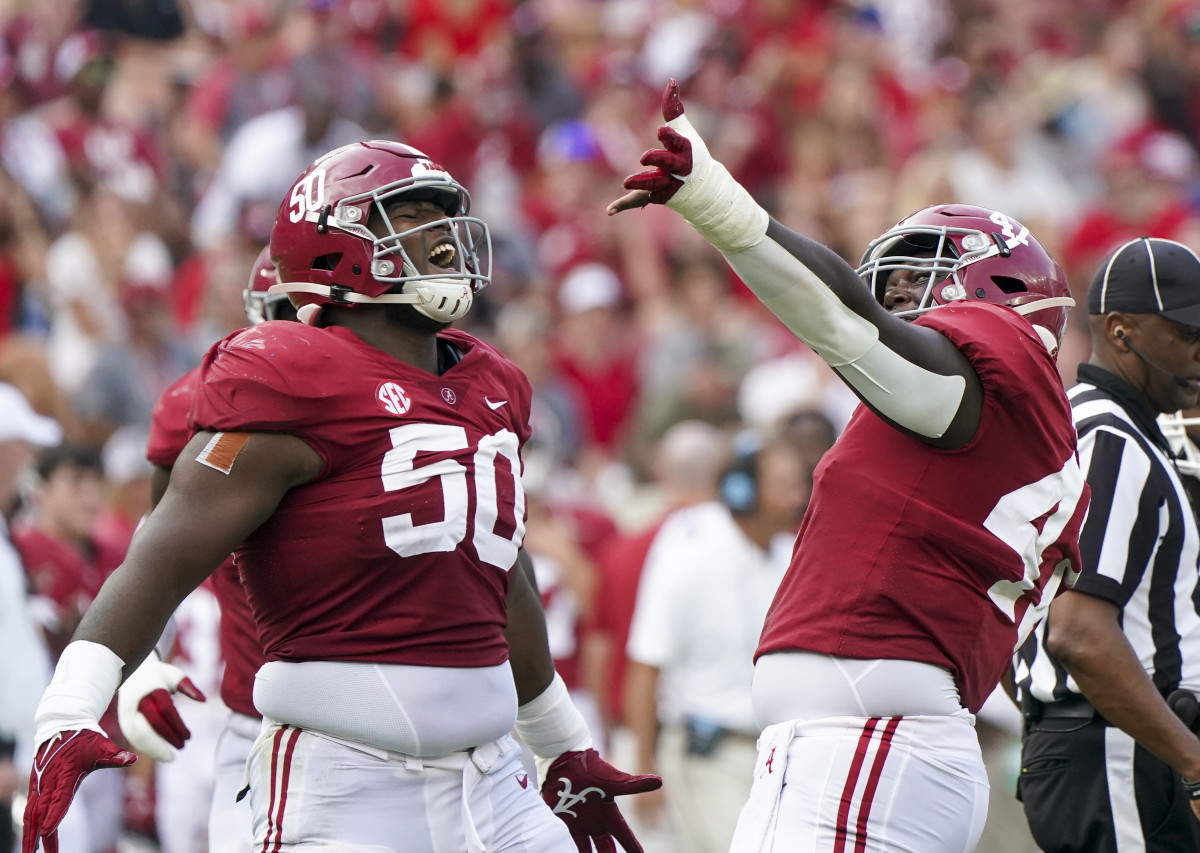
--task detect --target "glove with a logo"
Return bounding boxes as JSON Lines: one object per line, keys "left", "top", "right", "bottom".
{"left": 541, "top": 748, "right": 662, "bottom": 853}
{"left": 117, "top": 652, "right": 206, "bottom": 761}
{"left": 23, "top": 730, "right": 136, "bottom": 853}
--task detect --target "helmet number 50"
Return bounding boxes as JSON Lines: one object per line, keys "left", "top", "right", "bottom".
{"left": 289, "top": 168, "right": 327, "bottom": 223}
{"left": 379, "top": 423, "right": 525, "bottom": 570}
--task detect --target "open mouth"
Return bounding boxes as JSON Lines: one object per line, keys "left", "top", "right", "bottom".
{"left": 428, "top": 243, "right": 456, "bottom": 269}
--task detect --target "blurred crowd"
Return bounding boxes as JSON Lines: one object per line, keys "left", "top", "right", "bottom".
{"left": 3, "top": 0, "right": 1200, "bottom": 850}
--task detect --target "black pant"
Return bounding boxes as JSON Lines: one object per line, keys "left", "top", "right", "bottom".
{"left": 1019, "top": 715, "right": 1200, "bottom": 852}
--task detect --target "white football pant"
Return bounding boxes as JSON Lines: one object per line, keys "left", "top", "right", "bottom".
{"left": 247, "top": 723, "right": 575, "bottom": 851}
{"left": 731, "top": 714, "right": 988, "bottom": 853}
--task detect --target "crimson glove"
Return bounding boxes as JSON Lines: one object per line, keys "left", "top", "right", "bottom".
{"left": 610, "top": 79, "right": 693, "bottom": 212}
{"left": 136, "top": 679, "right": 205, "bottom": 750}
{"left": 541, "top": 748, "right": 662, "bottom": 853}
{"left": 118, "top": 653, "right": 206, "bottom": 761}
{"left": 23, "top": 730, "right": 136, "bottom": 853}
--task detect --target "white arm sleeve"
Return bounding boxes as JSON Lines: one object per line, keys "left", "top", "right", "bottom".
{"left": 724, "top": 238, "right": 966, "bottom": 439}
{"left": 662, "top": 111, "right": 966, "bottom": 439}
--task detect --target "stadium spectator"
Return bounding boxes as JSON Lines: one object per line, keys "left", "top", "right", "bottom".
{"left": 1017, "top": 237, "right": 1200, "bottom": 849}
{"left": 74, "top": 281, "right": 202, "bottom": 442}
{"left": 40, "top": 179, "right": 173, "bottom": 397}
{"left": 582, "top": 419, "right": 728, "bottom": 739}
{"left": 1061, "top": 125, "right": 1200, "bottom": 301}
{"left": 14, "top": 443, "right": 116, "bottom": 659}
{"left": 0, "top": 383, "right": 57, "bottom": 853}
{"left": 625, "top": 432, "right": 808, "bottom": 853}
{"left": 189, "top": 75, "right": 366, "bottom": 250}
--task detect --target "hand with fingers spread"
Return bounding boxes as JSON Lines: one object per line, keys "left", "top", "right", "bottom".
{"left": 117, "top": 651, "right": 207, "bottom": 761}
{"left": 541, "top": 748, "right": 662, "bottom": 853}
{"left": 22, "top": 730, "right": 136, "bottom": 853}
{"left": 607, "top": 78, "right": 691, "bottom": 216}
{"left": 606, "top": 78, "right": 767, "bottom": 255}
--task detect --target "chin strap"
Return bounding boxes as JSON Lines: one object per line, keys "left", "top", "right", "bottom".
{"left": 269, "top": 279, "right": 474, "bottom": 324}
{"left": 268, "top": 282, "right": 421, "bottom": 305}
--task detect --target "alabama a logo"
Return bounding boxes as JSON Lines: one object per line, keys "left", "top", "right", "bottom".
{"left": 550, "top": 777, "right": 607, "bottom": 818}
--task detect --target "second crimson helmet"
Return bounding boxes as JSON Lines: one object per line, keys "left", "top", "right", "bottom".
{"left": 269, "top": 140, "right": 490, "bottom": 324}
{"left": 856, "top": 204, "right": 1074, "bottom": 355}
{"left": 242, "top": 245, "right": 296, "bottom": 324}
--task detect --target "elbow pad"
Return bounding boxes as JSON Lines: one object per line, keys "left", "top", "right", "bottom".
{"left": 725, "top": 237, "right": 966, "bottom": 439}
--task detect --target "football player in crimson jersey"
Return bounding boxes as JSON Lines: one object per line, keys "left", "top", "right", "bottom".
{"left": 23, "top": 141, "right": 659, "bottom": 853}
{"left": 609, "top": 81, "right": 1089, "bottom": 853}
{"left": 110, "top": 245, "right": 292, "bottom": 853}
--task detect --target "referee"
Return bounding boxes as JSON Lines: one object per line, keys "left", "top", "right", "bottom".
{"left": 1016, "top": 237, "right": 1200, "bottom": 851}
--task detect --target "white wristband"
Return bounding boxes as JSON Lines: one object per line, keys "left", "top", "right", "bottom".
{"left": 514, "top": 673, "right": 592, "bottom": 757}
{"left": 664, "top": 113, "right": 769, "bottom": 254}
{"left": 514, "top": 673, "right": 593, "bottom": 786}
{"left": 34, "top": 640, "right": 125, "bottom": 748}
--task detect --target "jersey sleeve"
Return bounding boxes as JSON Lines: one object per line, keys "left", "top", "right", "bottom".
{"left": 147, "top": 368, "right": 199, "bottom": 467}
{"left": 187, "top": 323, "right": 341, "bottom": 468}
{"left": 1069, "top": 426, "right": 1154, "bottom": 607}
{"left": 918, "top": 302, "right": 1054, "bottom": 414}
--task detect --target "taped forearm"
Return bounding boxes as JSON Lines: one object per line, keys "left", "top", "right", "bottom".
{"left": 728, "top": 236, "right": 966, "bottom": 438}
{"left": 34, "top": 641, "right": 125, "bottom": 747}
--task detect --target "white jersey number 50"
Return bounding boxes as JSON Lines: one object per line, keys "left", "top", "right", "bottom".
{"left": 379, "top": 423, "right": 525, "bottom": 570}
{"left": 984, "top": 455, "right": 1086, "bottom": 649}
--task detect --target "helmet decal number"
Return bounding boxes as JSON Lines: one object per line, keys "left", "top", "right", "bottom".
{"left": 289, "top": 168, "right": 328, "bottom": 223}
{"left": 989, "top": 211, "right": 1030, "bottom": 249}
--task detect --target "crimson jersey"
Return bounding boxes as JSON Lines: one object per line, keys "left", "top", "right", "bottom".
{"left": 756, "top": 303, "right": 1088, "bottom": 713}
{"left": 189, "top": 322, "right": 533, "bottom": 668}
{"left": 149, "top": 367, "right": 262, "bottom": 718}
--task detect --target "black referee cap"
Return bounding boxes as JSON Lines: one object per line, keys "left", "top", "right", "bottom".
{"left": 1088, "top": 237, "right": 1200, "bottom": 327}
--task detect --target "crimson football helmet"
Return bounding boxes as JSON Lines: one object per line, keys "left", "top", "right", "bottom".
{"left": 857, "top": 204, "right": 1074, "bottom": 355}
{"left": 242, "top": 245, "right": 294, "bottom": 324}
{"left": 268, "top": 140, "right": 490, "bottom": 324}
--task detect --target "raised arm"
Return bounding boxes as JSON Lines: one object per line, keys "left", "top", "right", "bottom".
{"left": 609, "top": 80, "right": 985, "bottom": 449}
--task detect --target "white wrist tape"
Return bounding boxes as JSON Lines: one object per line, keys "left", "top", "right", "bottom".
{"left": 514, "top": 673, "right": 593, "bottom": 784}
{"left": 664, "top": 113, "right": 769, "bottom": 254}
{"left": 34, "top": 640, "right": 125, "bottom": 748}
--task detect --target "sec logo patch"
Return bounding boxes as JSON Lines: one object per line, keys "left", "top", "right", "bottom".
{"left": 376, "top": 382, "right": 411, "bottom": 416}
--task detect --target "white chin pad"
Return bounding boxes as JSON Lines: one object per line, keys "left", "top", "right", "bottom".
{"left": 408, "top": 281, "right": 474, "bottom": 323}
{"left": 297, "top": 304, "right": 322, "bottom": 326}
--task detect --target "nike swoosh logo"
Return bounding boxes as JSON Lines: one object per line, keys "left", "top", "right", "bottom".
{"left": 517, "top": 773, "right": 529, "bottom": 789}
{"left": 485, "top": 398, "right": 507, "bottom": 410}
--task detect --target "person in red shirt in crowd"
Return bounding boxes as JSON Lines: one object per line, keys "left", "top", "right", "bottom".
{"left": 12, "top": 442, "right": 126, "bottom": 853}
{"left": 581, "top": 419, "right": 727, "bottom": 738}
{"left": 14, "top": 444, "right": 117, "bottom": 660}
{"left": 610, "top": 79, "right": 1087, "bottom": 853}
{"left": 180, "top": 2, "right": 294, "bottom": 169}
{"left": 44, "top": 31, "right": 165, "bottom": 205}
{"left": 24, "top": 140, "right": 658, "bottom": 853}
{"left": 552, "top": 262, "right": 639, "bottom": 464}
{"left": 397, "top": 0, "right": 511, "bottom": 77}
{"left": 1062, "top": 125, "right": 1200, "bottom": 301}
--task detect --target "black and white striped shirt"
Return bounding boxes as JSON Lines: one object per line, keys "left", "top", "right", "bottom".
{"left": 1016, "top": 364, "right": 1200, "bottom": 703}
